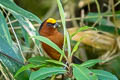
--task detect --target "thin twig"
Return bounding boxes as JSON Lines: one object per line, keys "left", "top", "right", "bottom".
{"left": 92, "top": 16, "right": 102, "bottom": 27}
{"left": 0, "top": 64, "right": 10, "bottom": 80}
{"left": 5, "top": 12, "right": 11, "bottom": 20}
{"left": 92, "top": 0, "right": 102, "bottom": 27}
{"left": 114, "top": 0, "right": 120, "bottom": 7}
{"left": 69, "top": 1, "right": 79, "bottom": 27}
{"left": 0, "top": 62, "right": 15, "bottom": 80}
{"left": 103, "top": 53, "right": 120, "bottom": 64}
{"left": 111, "top": 0, "right": 118, "bottom": 36}
{"left": 88, "top": 0, "right": 91, "bottom": 12}
{"left": 7, "top": 14, "right": 120, "bottom": 26}
{"left": 95, "top": 0, "right": 101, "bottom": 17}
{"left": 8, "top": 14, "right": 120, "bottom": 30}
{"left": 7, "top": 19, "right": 17, "bottom": 25}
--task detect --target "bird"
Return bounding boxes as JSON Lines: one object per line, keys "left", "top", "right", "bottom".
{"left": 39, "top": 18, "right": 82, "bottom": 63}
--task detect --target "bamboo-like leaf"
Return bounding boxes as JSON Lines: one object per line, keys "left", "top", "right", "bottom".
{"left": 21, "top": 27, "right": 30, "bottom": 47}
{"left": 0, "top": 9, "right": 29, "bottom": 80}
{"left": 0, "top": 37, "right": 24, "bottom": 75}
{"left": 91, "top": 70, "right": 118, "bottom": 80}
{"left": 32, "top": 36, "right": 64, "bottom": 56}
{"left": 56, "top": 0, "right": 71, "bottom": 57}
{"left": 71, "top": 37, "right": 84, "bottom": 56}
{"left": 85, "top": 13, "right": 107, "bottom": 25}
{"left": 45, "top": 60, "right": 67, "bottom": 67}
{"left": 0, "top": 0, "right": 41, "bottom": 23}
{"left": 15, "top": 64, "right": 41, "bottom": 78}
{"left": 0, "top": 33, "right": 29, "bottom": 80}
{"left": 66, "top": 32, "right": 71, "bottom": 57}
{"left": 80, "top": 59, "right": 102, "bottom": 68}
{"left": 0, "top": 10, "right": 12, "bottom": 46}
{"left": 73, "top": 64, "right": 98, "bottom": 80}
{"left": 0, "top": 62, "right": 14, "bottom": 80}
{"left": 13, "top": 13, "right": 43, "bottom": 56}
{"left": 28, "top": 56, "right": 49, "bottom": 65}
{"left": 30, "top": 67, "right": 66, "bottom": 80}
{"left": 13, "top": 13, "right": 37, "bottom": 37}
{"left": 0, "top": 37, "right": 23, "bottom": 62}
{"left": 56, "top": 0, "right": 66, "bottom": 29}
{"left": 70, "top": 26, "right": 89, "bottom": 38}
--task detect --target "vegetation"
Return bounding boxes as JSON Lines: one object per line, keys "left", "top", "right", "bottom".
{"left": 0, "top": 0, "right": 120, "bottom": 80}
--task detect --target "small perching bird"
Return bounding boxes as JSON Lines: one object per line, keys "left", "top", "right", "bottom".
{"left": 39, "top": 18, "right": 82, "bottom": 63}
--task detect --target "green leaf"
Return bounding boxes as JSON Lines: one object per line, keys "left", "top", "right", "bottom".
{"left": 29, "top": 67, "right": 66, "bottom": 80}
{"left": 73, "top": 64, "right": 98, "bottom": 80}
{"left": 0, "top": 62, "right": 14, "bottom": 79}
{"left": 15, "top": 64, "right": 45, "bottom": 78}
{"left": 0, "top": 0, "right": 41, "bottom": 23}
{"left": 85, "top": 13, "right": 108, "bottom": 25}
{"left": 14, "top": 64, "right": 36, "bottom": 77}
{"left": 109, "top": 57, "right": 120, "bottom": 78}
{"left": 0, "top": 10, "right": 29, "bottom": 79}
{"left": 0, "top": 37, "right": 23, "bottom": 62}
{"left": 0, "top": 10, "right": 12, "bottom": 46}
{"left": 45, "top": 60, "right": 67, "bottom": 67}
{"left": 66, "top": 32, "right": 71, "bottom": 57}
{"left": 12, "top": 13, "right": 38, "bottom": 37}
{"left": 28, "top": 56, "right": 49, "bottom": 65}
{"left": 91, "top": 70, "right": 118, "bottom": 80}
{"left": 13, "top": 13, "right": 43, "bottom": 56}
{"left": 32, "top": 36, "right": 64, "bottom": 56}
{"left": 57, "top": 0, "right": 71, "bottom": 58}
{"left": 71, "top": 41, "right": 81, "bottom": 54}
{"left": 80, "top": 59, "right": 102, "bottom": 68}
{"left": 71, "top": 37, "right": 84, "bottom": 56}
{"left": 0, "top": 53, "right": 22, "bottom": 73}
{"left": 28, "top": 56, "right": 66, "bottom": 67}
{"left": 95, "top": 25, "right": 120, "bottom": 35}
{"left": 56, "top": 0, "right": 66, "bottom": 29}
{"left": 71, "top": 26, "right": 89, "bottom": 56}
{"left": 0, "top": 37, "right": 24, "bottom": 75}
{"left": 21, "top": 27, "right": 30, "bottom": 47}
{"left": 0, "top": 34, "right": 29, "bottom": 80}
{"left": 71, "top": 26, "right": 89, "bottom": 38}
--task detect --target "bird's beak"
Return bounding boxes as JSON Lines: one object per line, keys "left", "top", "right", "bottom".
{"left": 53, "top": 23, "right": 60, "bottom": 28}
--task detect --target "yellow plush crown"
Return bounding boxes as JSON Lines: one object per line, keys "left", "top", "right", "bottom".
{"left": 46, "top": 18, "right": 56, "bottom": 24}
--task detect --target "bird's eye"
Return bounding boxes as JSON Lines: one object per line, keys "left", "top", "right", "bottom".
{"left": 47, "top": 23, "right": 54, "bottom": 26}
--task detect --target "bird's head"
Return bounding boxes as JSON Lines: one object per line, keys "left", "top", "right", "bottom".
{"left": 39, "top": 18, "right": 60, "bottom": 35}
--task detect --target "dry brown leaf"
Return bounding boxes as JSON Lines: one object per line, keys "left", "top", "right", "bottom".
{"left": 67, "top": 27, "right": 115, "bottom": 50}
